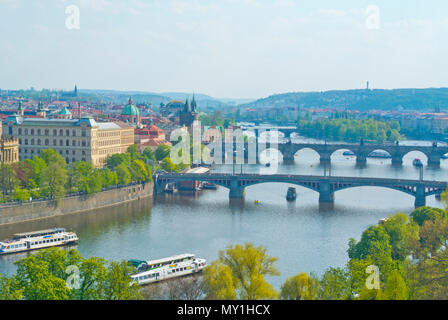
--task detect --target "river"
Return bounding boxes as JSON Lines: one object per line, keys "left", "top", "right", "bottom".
{"left": 1, "top": 140, "right": 447, "bottom": 289}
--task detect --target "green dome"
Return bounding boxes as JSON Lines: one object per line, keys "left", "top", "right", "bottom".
{"left": 122, "top": 97, "right": 140, "bottom": 116}
{"left": 58, "top": 107, "right": 72, "bottom": 115}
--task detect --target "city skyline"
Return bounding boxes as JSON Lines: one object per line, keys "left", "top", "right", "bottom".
{"left": 1, "top": 0, "right": 448, "bottom": 98}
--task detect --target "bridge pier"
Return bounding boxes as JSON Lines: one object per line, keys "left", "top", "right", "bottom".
{"left": 320, "top": 153, "right": 331, "bottom": 164}
{"left": 414, "top": 185, "right": 426, "bottom": 208}
{"left": 392, "top": 155, "right": 403, "bottom": 166}
{"left": 318, "top": 180, "right": 334, "bottom": 205}
{"left": 229, "top": 179, "right": 245, "bottom": 199}
{"left": 356, "top": 155, "right": 367, "bottom": 166}
{"left": 428, "top": 155, "right": 441, "bottom": 167}
{"left": 154, "top": 181, "right": 168, "bottom": 195}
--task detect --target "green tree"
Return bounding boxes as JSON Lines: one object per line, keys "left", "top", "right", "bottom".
{"left": 410, "top": 206, "right": 447, "bottom": 227}
{"left": 319, "top": 267, "right": 351, "bottom": 300}
{"left": 203, "top": 243, "right": 279, "bottom": 300}
{"left": 12, "top": 186, "right": 30, "bottom": 202}
{"left": 160, "top": 157, "right": 177, "bottom": 172}
{"left": 155, "top": 144, "right": 172, "bottom": 161}
{"left": 41, "top": 163, "right": 68, "bottom": 199}
{"left": 0, "top": 274, "right": 23, "bottom": 300}
{"left": 280, "top": 272, "right": 320, "bottom": 300}
{"left": 115, "top": 163, "right": 131, "bottom": 185}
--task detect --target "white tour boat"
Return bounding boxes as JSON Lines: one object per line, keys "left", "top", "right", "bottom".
{"left": 129, "top": 253, "right": 207, "bottom": 285}
{"left": 0, "top": 228, "right": 79, "bottom": 255}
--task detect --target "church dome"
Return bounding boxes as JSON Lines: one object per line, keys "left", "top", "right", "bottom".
{"left": 122, "top": 97, "right": 140, "bottom": 116}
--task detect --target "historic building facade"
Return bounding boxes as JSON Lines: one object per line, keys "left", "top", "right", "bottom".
{"left": 2, "top": 115, "right": 134, "bottom": 167}
{"left": 0, "top": 122, "right": 19, "bottom": 164}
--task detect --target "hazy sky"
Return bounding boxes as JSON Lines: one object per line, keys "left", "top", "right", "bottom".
{"left": 0, "top": 0, "right": 447, "bottom": 98}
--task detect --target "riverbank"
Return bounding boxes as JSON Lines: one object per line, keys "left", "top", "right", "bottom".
{"left": 0, "top": 182, "right": 153, "bottom": 226}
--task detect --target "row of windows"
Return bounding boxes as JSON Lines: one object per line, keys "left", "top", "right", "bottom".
{"left": 19, "top": 138, "right": 89, "bottom": 147}
{"left": 15, "top": 128, "right": 87, "bottom": 137}
{"left": 136, "top": 273, "right": 160, "bottom": 281}
{"left": 21, "top": 149, "right": 86, "bottom": 156}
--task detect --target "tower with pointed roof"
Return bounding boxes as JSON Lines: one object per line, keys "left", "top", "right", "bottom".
{"left": 36, "top": 101, "right": 46, "bottom": 117}
{"left": 179, "top": 95, "right": 199, "bottom": 128}
{"left": 17, "top": 100, "right": 24, "bottom": 116}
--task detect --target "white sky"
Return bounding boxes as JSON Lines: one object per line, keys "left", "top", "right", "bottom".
{"left": 0, "top": 0, "right": 447, "bottom": 98}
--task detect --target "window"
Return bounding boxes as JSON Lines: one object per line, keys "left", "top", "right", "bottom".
{"left": 45, "top": 139, "right": 49, "bottom": 146}
{"left": 31, "top": 139, "right": 34, "bottom": 145}
{"left": 53, "top": 139, "right": 57, "bottom": 146}
{"left": 72, "top": 130, "right": 76, "bottom": 136}
{"left": 72, "top": 140, "right": 76, "bottom": 146}
{"left": 37, "top": 129, "right": 41, "bottom": 135}
{"left": 37, "top": 139, "right": 41, "bottom": 145}
{"left": 31, "top": 129, "right": 34, "bottom": 135}
{"left": 25, "top": 128, "right": 28, "bottom": 135}
{"left": 18, "top": 128, "right": 22, "bottom": 135}
{"left": 45, "top": 129, "right": 49, "bottom": 136}
{"left": 53, "top": 129, "right": 57, "bottom": 136}
{"left": 66, "top": 140, "right": 69, "bottom": 146}
{"left": 60, "top": 140, "right": 63, "bottom": 146}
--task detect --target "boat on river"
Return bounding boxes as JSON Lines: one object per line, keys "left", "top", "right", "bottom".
{"left": 413, "top": 158, "right": 423, "bottom": 167}
{"left": 0, "top": 228, "right": 78, "bottom": 255}
{"left": 129, "top": 254, "right": 207, "bottom": 285}
{"left": 202, "top": 182, "right": 217, "bottom": 190}
{"left": 286, "top": 187, "right": 297, "bottom": 201}
{"left": 343, "top": 151, "right": 355, "bottom": 156}
{"left": 368, "top": 151, "right": 392, "bottom": 159}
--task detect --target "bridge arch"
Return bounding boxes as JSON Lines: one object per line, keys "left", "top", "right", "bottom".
{"left": 292, "top": 147, "right": 321, "bottom": 162}
{"left": 402, "top": 150, "right": 429, "bottom": 165}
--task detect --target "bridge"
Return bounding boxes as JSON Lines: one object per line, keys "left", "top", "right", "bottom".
{"left": 154, "top": 172, "right": 448, "bottom": 208}
{"left": 213, "top": 140, "right": 448, "bottom": 166}
{"left": 223, "top": 127, "right": 448, "bottom": 166}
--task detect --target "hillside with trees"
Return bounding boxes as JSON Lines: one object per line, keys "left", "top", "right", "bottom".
{"left": 240, "top": 88, "right": 448, "bottom": 111}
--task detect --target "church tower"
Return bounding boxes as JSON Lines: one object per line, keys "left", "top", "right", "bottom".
{"left": 179, "top": 95, "right": 198, "bottom": 128}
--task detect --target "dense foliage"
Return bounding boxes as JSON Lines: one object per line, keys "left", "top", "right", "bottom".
{"left": 241, "top": 88, "right": 448, "bottom": 111}
{"left": 297, "top": 117, "right": 401, "bottom": 143}
{"left": 0, "top": 248, "right": 141, "bottom": 300}
{"left": 0, "top": 144, "right": 180, "bottom": 204}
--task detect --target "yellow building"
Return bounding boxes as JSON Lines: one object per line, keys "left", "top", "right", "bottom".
{"left": 2, "top": 115, "right": 134, "bottom": 167}
{"left": 0, "top": 121, "right": 19, "bottom": 164}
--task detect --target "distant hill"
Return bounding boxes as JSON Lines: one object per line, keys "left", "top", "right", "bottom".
{"left": 80, "top": 89, "right": 235, "bottom": 109}
{"left": 239, "top": 88, "right": 448, "bottom": 111}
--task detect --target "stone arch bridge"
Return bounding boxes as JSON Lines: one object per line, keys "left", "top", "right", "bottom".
{"left": 154, "top": 172, "right": 447, "bottom": 208}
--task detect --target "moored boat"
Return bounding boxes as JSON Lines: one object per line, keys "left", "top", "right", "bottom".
{"left": 368, "top": 151, "right": 392, "bottom": 159}
{"left": 202, "top": 182, "right": 217, "bottom": 190}
{"left": 0, "top": 228, "right": 78, "bottom": 255}
{"left": 343, "top": 151, "right": 355, "bottom": 156}
{"left": 286, "top": 187, "right": 297, "bottom": 201}
{"left": 413, "top": 158, "right": 423, "bottom": 167}
{"left": 129, "top": 254, "right": 207, "bottom": 285}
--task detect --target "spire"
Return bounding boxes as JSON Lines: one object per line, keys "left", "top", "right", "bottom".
{"left": 18, "top": 100, "right": 23, "bottom": 111}
{"left": 74, "top": 84, "right": 78, "bottom": 97}
{"left": 37, "top": 101, "right": 43, "bottom": 111}
{"left": 184, "top": 98, "right": 190, "bottom": 112}
{"left": 128, "top": 97, "right": 133, "bottom": 105}
{"left": 191, "top": 93, "right": 197, "bottom": 112}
